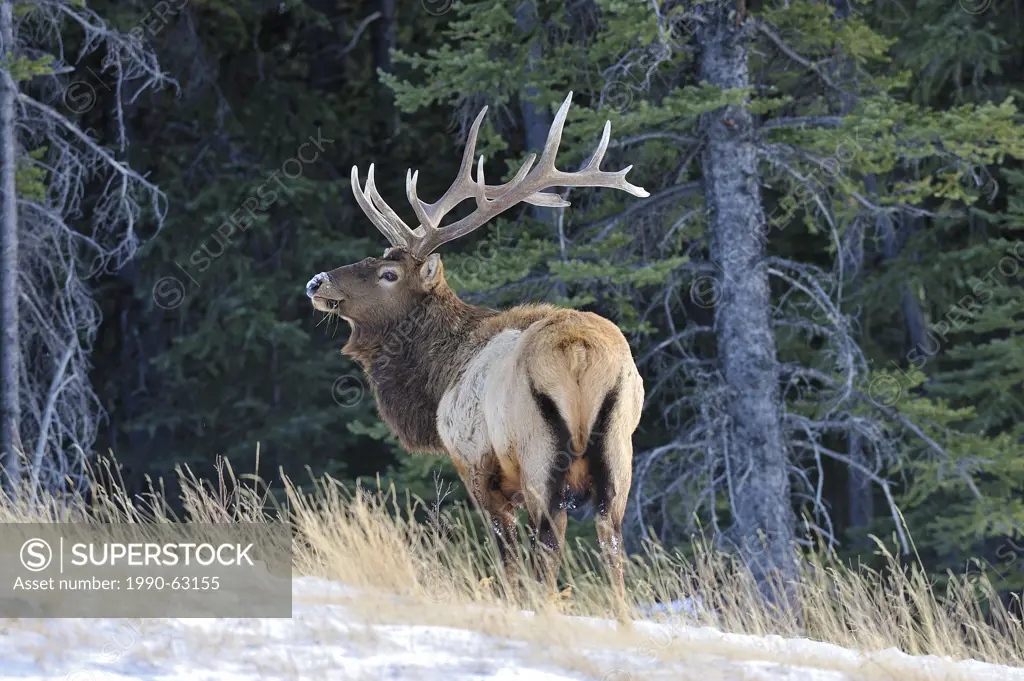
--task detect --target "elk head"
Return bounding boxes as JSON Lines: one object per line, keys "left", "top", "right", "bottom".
{"left": 305, "top": 91, "right": 649, "bottom": 327}
{"left": 306, "top": 249, "right": 446, "bottom": 327}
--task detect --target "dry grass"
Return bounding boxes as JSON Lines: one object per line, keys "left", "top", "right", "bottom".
{"left": 4, "top": 453, "right": 1023, "bottom": 672}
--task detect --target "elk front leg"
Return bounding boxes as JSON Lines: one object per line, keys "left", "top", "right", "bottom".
{"left": 486, "top": 491, "right": 520, "bottom": 594}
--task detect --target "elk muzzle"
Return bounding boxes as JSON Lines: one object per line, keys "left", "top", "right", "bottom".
{"left": 305, "top": 272, "right": 328, "bottom": 299}
{"left": 305, "top": 271, "right": 348, "bottom": 314}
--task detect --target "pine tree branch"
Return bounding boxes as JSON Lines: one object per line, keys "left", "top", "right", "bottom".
{"left": 761, "top": 116, "right": 843, "bottom": 132}
{"left": 589, "top": 181, "right": 703, "bottom": 242}
{"left": 854, "top": 390, "right": 985, "bottom": 502}
{"left": 609, "top": 132, "right": 698, "bottom": 147}
{"left": 752, "top": 20, "right": 844, "bottom": 93}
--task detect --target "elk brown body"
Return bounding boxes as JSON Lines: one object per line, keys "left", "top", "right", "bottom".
{"left": 306, "top": 92, "right": 647, "bottom": 613}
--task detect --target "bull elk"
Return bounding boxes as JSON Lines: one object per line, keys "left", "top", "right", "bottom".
{"left": 305, "top": 92, "right": 647, "bottom": 610}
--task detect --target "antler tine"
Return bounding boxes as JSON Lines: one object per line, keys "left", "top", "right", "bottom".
{"left": 476, "top": 153, "right": 568, "bottom": 206}
{"left": 406, "top": 105, "right": 490, "bottom": 232}
{"left": 365, "top": 165, "right": 420, "bottom": 241}
{"left": 559, "top": 120, "right": 648, "bottom": 197}
{"left": 405, "top": 169, "right": 429, "bottom": 235}
{"left": 351, "top": 164, "right": 416, "bottom": 248}
{"left": 535, "top": 91, "right": 574, "bottom": 173}
{"left": 582, "top": 120, "right": 612, "bottom": 172}
{"left": 536, "top": 94, "right": 649, "bottom": 197}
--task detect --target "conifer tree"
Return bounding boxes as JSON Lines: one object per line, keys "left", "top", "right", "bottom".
{"left": 850, "top": 0, "right": 1024, "bottom": 586}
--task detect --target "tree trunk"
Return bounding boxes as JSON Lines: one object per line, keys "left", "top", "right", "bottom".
{"left": 371, "top": 0, "right": 394, "bottom": 76}
{"left": 840, "top": 208, "right": 874, "bottom": 535}
{"left": 514, "top": 1, "right": 554, "bottom": 228}
{"left": 846, "top": 433, "right": 874, "bottom": 530}
{"left": 371, "top": 0, "right": 396, "bottom": 137}
{"left": 696, "top": 9, "right": 798, "bottom": 592}
{"left": 885, "top": 212, "right": 927, "bottom": 352}
{"left": 827, "top": 0, "right": 879, "bottom": 536}
{"left": 0, "top": 0, "right": 22, "bottom": 494}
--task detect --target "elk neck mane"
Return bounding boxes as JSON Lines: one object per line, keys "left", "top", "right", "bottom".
{"left": 342, "top": 284, "right": 497, "bottom": 453}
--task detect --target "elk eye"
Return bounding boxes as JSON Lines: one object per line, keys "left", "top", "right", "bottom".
{"left": 380, "top": 270, "right": 398, "bottom": 282}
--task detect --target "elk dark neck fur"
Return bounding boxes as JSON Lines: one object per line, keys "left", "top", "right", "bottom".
{"left": 343, "top": 283, "right": 496, "bottom": 453}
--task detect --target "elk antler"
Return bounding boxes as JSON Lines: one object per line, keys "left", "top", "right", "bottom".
{"left": 350, "top": 91, "right": 650, "bottom": 259}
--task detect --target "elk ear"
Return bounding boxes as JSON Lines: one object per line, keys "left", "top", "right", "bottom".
{"left": 419, "top": 253, "right": 443, "bottom": 288}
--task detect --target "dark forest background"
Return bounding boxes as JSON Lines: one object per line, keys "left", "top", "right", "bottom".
{"left": 1, "top": 0, "right": 1023, "bottom": 599}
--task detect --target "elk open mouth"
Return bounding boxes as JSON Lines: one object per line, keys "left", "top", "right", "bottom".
{"left": 312, "top": 295, "right": 344, "bottom": 313}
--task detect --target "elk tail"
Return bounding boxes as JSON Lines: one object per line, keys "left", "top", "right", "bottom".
{"left": 527, "top": 324, "right": 623, "bottom": 456}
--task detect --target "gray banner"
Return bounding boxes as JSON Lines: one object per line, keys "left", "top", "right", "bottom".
{"left": 0, "top": 523, "right": 292, "bottom": 617}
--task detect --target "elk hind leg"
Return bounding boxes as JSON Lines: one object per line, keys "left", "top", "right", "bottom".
{"left": 525, "top": 486, "right": 567, "bottom": 597}
{"left": 525, "top": 388, "right": 572, "bottom": 597}
{"left": 587, "top": 386, "right": 632, "bottom": 621}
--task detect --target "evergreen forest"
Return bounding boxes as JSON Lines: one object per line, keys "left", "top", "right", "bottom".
{"left": 1, "top": 0, "right": 1023, "bottom": 605}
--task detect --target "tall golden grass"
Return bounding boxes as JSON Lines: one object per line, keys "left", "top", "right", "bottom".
{"left": 4, "top": 452, "right": 1022, "bottom": 670}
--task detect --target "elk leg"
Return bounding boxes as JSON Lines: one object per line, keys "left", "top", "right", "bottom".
{"left": 465, "top": 458, "right": 520, "bottom": 595}
{"left": 485, "top": 477, "right": 520, "bottom": 593}
{"left": 595, "top": 503, "right": 627, "bottom": 617}
{"left": 586, "top": 389, "right": 632, "bottom": 622}
{"left": 591, "top": 467, "right": 627, "bottom": 610}
{"left": 526, "top": 386, "right": 575, "bottom": 597}
{"left": 525, "top": 471, "right": 568, "bottom": 597}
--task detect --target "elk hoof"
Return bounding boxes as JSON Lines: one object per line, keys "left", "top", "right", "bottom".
{"left": 550, "top": 585, "right": 574, "bottom": 602}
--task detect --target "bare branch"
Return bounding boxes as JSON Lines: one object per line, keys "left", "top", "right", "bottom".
{"left": 17, "top": 93, "right": 164, "bottom": 204}
{"left": 28, "top": 345, "right": 73, "bottom": 502}
{"left": 338, "top": 11, "right": 381, "bottom": 57}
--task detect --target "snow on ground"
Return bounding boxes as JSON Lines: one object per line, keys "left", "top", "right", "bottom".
{"left": 0, "top": 577, "right": 1021, "bottom": 680}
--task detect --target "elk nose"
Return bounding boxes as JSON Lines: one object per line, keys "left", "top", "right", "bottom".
{"left": 305, "top": 273, "right": 326, "bottom": 298}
